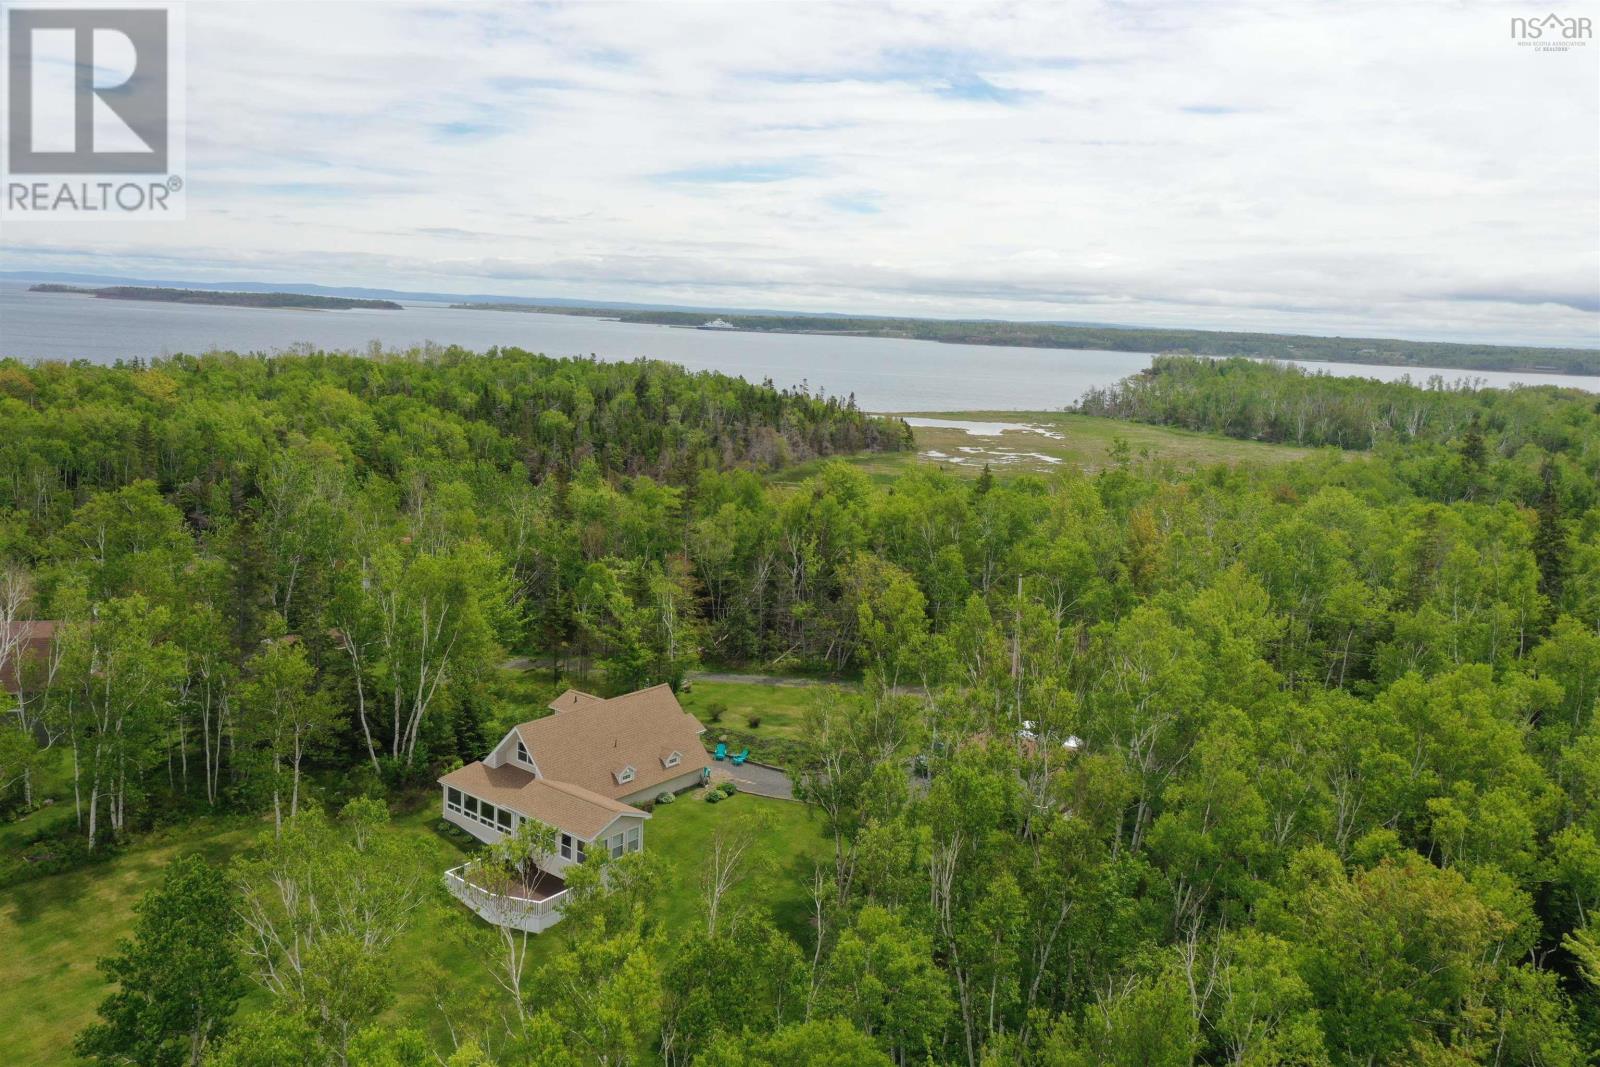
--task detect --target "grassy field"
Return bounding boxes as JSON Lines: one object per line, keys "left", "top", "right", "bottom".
{"left": 678, "top": 679, "right": 837, "bottom": 743}
{"left": 777, "top": 410, "right": 1317, "bottom": 483}
{"left": 0, "top": 815, "right": 262, "bottom": 1067}
{"left": 636, "top": 789, "right": 823, "bottom": 940}
{"left": 0, "top": 789, "right": 821, "bottom": 1066}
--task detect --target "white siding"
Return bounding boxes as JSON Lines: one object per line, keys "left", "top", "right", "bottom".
{"left": 619, "top": 767, "right": 705, "bottom": 807}
{"left": 545, "top": 811, "right": 647, "bottom": 876}
{"left": 484, "top": 727, "right": 537, "bottom": 772}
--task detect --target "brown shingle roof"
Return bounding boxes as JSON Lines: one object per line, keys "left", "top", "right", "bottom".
{"left": 548, "top": 688, "right": 605, "bottom": 714}
{"left": 438, "top": 761, "right": 643, "bottom": 839}
{"left": 516, "top": 683, "right": 710, "bottom": 801}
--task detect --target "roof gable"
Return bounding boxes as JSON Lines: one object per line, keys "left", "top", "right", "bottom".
{"left": 514, "top": 684, "right": 710, "bottom": 800}
{"left": 547, "top": 688, "right": 605, "bottom": 714}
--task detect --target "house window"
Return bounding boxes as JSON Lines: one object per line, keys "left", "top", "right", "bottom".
{"left": 627, "top": 826, "right": 641, "bottom": 853}
{"left": 575, "top": 839, "right": 587, "bottom": 863}
{"left": 516, "top": 739, "right": 530, "bottom": 765}
{"left": 461, "top": 795, "right": 507, "bottom": 831}
{"left": 609, "top": 833, "right": 625, "bottom": 860}
{"left": 446, "top": 787, "right": 462, "bottom": 813}
{"left": 560, "top": 833, "right": 573, "bottom": 860}
{"left": 663, "top": 751, "right": 680, "bottom": 768}
{"left": 615, "top": 765, "right": 635, "bottom": 785}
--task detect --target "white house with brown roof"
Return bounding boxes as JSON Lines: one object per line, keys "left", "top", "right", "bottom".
{"left": 439, "top": 683, "right": 711, "bottom": 932}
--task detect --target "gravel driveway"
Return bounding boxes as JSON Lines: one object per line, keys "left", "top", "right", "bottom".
{"left": 710, "top": 759, "right": 796, "bottom": 801}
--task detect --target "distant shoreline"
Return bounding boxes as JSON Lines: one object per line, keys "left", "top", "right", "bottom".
{"left": 449, "top": 301, "right": 1600, "bottom": 377}
{"left": 29, "top": 284, "right": 403, "bottom": 312}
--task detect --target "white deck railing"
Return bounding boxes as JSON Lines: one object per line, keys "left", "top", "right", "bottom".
{"left": 444, "top": 864, "right": 569, "bottom": 933}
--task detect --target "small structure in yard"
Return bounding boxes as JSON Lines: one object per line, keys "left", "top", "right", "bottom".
{"left": 438, "top": 683, "right": 712, "bottom": 932}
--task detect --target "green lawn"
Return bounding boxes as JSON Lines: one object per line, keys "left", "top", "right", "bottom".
{"left": 0, "top": 790, "right": 822, "bottom": 1066}
{"left": 0, "top": 816, "right": 261, "bottom": 1067}
{"left": 376, "top": 805, "right": 500, "bottom": 1045}
{"left": 641, "top": 790, "right": 824, "bottom": 942}
{"left": 775, "top": 410, "right": 1318, "bottom": 483}
{"left": 678, "top": 680, "right": 836, "bottom": 742}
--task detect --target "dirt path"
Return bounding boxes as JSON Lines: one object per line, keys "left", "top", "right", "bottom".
{"left": 688, "top": 671, "right": 927, "bottom": 697}
{"left": 687, "top": 671, "right": 852, "bottom": 688}
{"left": 502, "top": 663, "right": 922, "bottom": 696}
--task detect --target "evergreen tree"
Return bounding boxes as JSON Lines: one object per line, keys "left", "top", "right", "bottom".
{"left": 1459, "top": 414, "right": 1487, "bottom": 469}
{"left": 1534, "top": 458, "right": 1568, "bottom": 604}
{"left": 75, "top": 855, "right": 244, "bottom": 1067}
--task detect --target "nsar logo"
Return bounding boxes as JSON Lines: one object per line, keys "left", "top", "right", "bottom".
{"left": 1510, "top": 12, "right": 1593, "bottom": 50}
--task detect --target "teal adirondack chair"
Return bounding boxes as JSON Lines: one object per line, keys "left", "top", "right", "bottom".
{"left": 730, "top": 748, "right": 750, "bottom": 766}
{"left": 713, "top": 742, "right": 728, "bottom": 761}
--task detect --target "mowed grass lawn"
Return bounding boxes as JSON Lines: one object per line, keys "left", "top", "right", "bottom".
{"left": 678, "top": 679, "right": 838, "bottom": 742}
{"left": 640, "top": 790, "right": 824, "bottom": 940}
{"left": 1, "top": 790, "right": 822, "bottom": 1067}
{"left": 0, "top": 814, "right": 261, "bottom": 1067}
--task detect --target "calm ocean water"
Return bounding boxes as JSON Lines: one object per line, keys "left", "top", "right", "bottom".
{"left": 1, "top": 283, "right": 1595, "bottom": 411}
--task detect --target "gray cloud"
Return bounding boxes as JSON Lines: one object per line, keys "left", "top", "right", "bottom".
{"left": 2, "top": 0, "right": 1596, "bottom": 348}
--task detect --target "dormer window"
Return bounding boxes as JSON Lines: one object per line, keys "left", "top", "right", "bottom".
{"left": 661, "top": 751, "right": 681, "bottom": 769}
{"left": 516, "top": 739, "right": 531, "bottom": 765}
{"left": 614, "top": 765, "right": 636, "bottom": 785}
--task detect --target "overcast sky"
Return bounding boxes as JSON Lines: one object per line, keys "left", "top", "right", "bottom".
{"left": 4, "top": 1, "right": 1598, "bottom": 346}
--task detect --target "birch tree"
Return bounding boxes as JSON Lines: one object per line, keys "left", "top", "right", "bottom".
{"left": 464, "top": 817, "right": 559, "bottom": 1022}
{"left": 58, "top": 597, "right": 183, "bottom": 849}
{"left": 0, "top": 565, "right": 60, "bottom": 805}
{"left": 234, "top": 799, "right": 427, "bottom": 1004}
{"left": 701, "top": 810, "right": 771, "bottom": 937}
{"left": 240, "top": 629, "right": 337, "bottom": 832}
{"left": 367, "top": 539, "right": 509, "bottom": 766}
{"left": 175, "top": 605, "right": 235, "bottom": 807}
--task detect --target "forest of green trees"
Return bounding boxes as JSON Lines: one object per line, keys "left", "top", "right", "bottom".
{"left": 27, "top": 285, "right": 405, "bottom": 311}
{"left": 1078, "top": 355, "right": 1600, "bottom": 454}
{"left": 1, "top": 347, "right": 1597, "bottom": 1066}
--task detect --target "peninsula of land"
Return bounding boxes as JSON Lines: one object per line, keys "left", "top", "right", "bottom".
{"left": 451, "top": 302, "right": 1600, "bottom": 376}
{"left": 30, "top": 284, "right": 403, "bottom": 311}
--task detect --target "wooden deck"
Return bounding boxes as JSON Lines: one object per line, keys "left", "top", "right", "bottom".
{"left": 510, "top": 868, "right": 566, "bottom": 901}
